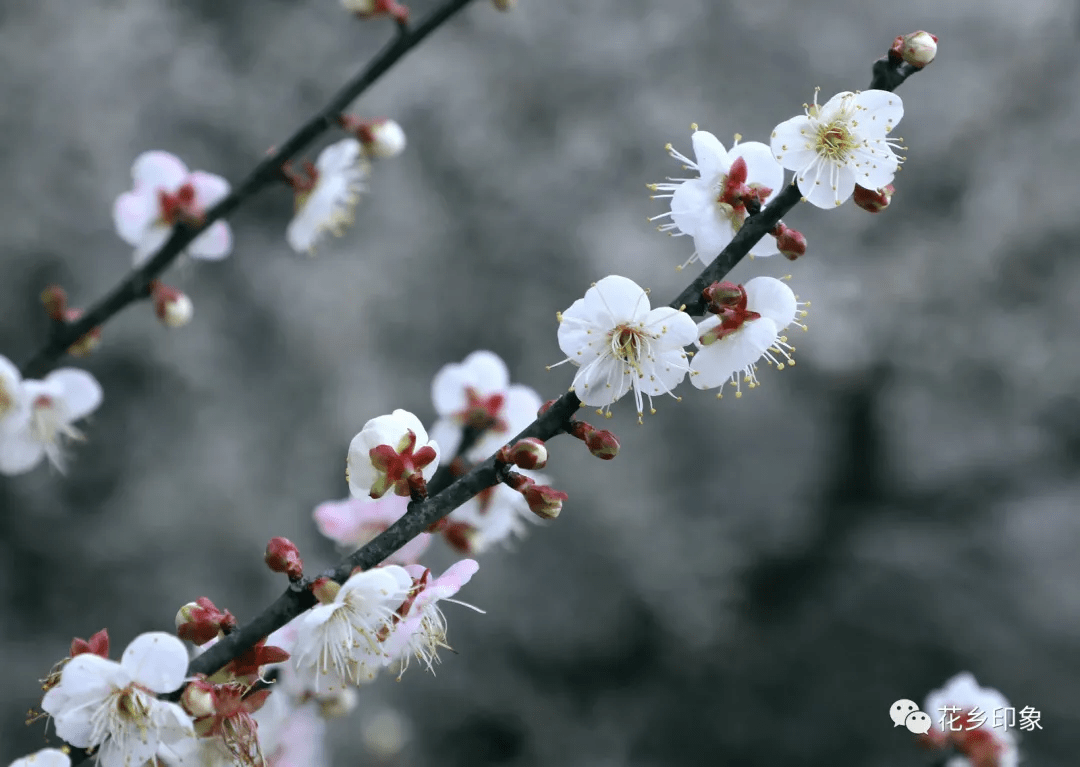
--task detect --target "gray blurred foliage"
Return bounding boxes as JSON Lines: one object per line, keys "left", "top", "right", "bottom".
{"left": 2, "top": 0, "right": 1079, "bottom": 765}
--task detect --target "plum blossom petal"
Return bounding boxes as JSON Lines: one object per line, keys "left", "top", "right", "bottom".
{"left": 133, "top": 151, "right": 189, "bottom": 191}
{"left": 313, "top": 495, "right": 431, "bottom": 565}
{"left": 8, "top": 749, "right": 71, "bottom": 767}
{"left": 121, "top": 631, "right": 189, "bottom": 694}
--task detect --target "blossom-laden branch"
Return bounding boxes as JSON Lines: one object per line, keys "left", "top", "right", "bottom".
{"left": 669, "top": 58, "right": 924, "bottom": 317}
{"left": 37, "top": 23, "right": 935, "bottom": 767}
{"left": 177, "top": 37, "right": 929, "bottom": 693}
{"left": 17, "top": 0, "right": 478, "bottom": 382}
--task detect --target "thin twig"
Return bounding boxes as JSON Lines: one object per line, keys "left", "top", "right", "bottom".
{"left": 19, "top": 0, "right": 478, "bottom": 381}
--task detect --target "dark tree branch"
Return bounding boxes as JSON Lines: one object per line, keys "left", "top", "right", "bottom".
{"left": 19, "top": 0, "right": 478, "bottom": 381}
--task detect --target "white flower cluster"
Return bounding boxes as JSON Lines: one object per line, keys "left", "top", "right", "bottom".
{"left": 0, "top": 356, "right": 102, "bottom": 475}
{"left": 553, "top": 89, "right": 905, "bottom": 415}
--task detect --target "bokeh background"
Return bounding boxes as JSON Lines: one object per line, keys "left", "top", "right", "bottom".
{"left": 2, "top": 0, "right": 1079, "bottom": 764}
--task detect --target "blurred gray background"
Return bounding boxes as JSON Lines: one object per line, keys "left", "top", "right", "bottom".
{"left": 2, "top": 0, "right": 1079, "bottom": 764}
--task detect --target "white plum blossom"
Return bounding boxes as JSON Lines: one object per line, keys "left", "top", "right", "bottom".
{"left": 113, "top": 151, "right": 233, "bottom": 265}
{"left": 255, "top": 698, "right": 328, "bottom": 767}
{"left": 358, "top": 118, "right": 407, "bottom": 159}
{"left": 770, "top": 89, "right": 904, "bottom": 208}
{"left": 291, "top": 567, "right": 413, "bottom": 690}
{"left": 313, "top": 495, "right": 432, "bottom": 565}
{"left": 0, "top": 354, "right": 27, "bottom": 434}
{"left": 689, "top": 277, "right": 803, "bottom": 397}
{"left": 41, "top": 632, "right": 195, "bottom": 767}
{"left": 444, "top": 474, "right": 544, "bottom": 555}
{"left": 159, "top": 737, "right": 240, "bottom": 767}
{"left": 428, "top": 350, "right": 543, "bottom": 462}
{"left": 0, "top": 367, "right": 102, "bottom": 475}
{"left": 650, "top": 130, "right": 784, "bottom": 266}
{"left": 382, "top": 560, "right": 482, "bottom": 676}
{"left": 8, "top": 750, "right": 71, "bottom": 767}
{"left": 924, "top": 672, "right": 1020, "bottom": 767}
{"left": 553, "top": 275, "right": 696, "bottom": 420}
{"left": 286, "top": 138, "right": 368, "bottom": 254}
{"left": 347, "top": 409, "right": 440, "bottom": 500}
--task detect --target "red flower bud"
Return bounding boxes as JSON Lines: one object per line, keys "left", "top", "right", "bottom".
{"left": 41, "top": 285, "right": 67, "bottom": 322}
{"left": 176, "top": 597, "right": 237, "bottom": 645}
{"left": 852, "top": 183, "right": 895, "bottom": 213}
{"left": 702, "top": 281, "right": 746, "bottom": 314}
{"left": 890, "top": 31, "right": 937, "bottom": 68}
{"left": 264, "top": 537, "right": 303, "bottom": 580}
{"left": 585, "top": 429, "right": 620, "bottom": 460}
{"left": 496, "top": 437, "right": 548, "bottom": 469}
{"left": 62, "top": 307, "right": 102, "bottom": 357}
{"left": 773, "top": 223, "right": 807, "bottom": 261}
{"left": 522, "top": 484, "right": 567, "bottom": 520}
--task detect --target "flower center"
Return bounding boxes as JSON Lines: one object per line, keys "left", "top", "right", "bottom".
{"left": 285, "top": 161, "right": 321, "bottom": 209}
{"left": 815, "top": 122, "right": 855, "bottom": 162}
{"left": 367, "top": 429, "right": 438, "bottom": 499}
{"left": 0, "top": 381, "right": 13, "bottom": 419}
{"left": 29, "top": 395, "right": 69, "bottom": 445}
{"left": 609, "top": 324, "right": 648, "bottom": 372}
{"left": 116, "top": 686, "right": 151, "bottom": 721}
{"left": 158, "top": 182, "right": 201, "bottom": 225}
{"left": 458, "top": 387, "right": 507, "bottom": 432}
{"left": 89, "top": 684, "right": 156, "bottom": 747}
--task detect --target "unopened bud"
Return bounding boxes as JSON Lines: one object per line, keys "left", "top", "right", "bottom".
{"left": 341, "top": 0, "right": 409, "bottom": 22}
{"left": 496, "top": 437, "right": 548, "bottom": 469}
{"left": 773, "top": 224, "right": 807, "bottom": 261}
{"left": 566, "top": 420, "right": 595, "bottom": 441}
{"left": 70, "top": 628, "right": 109, "bottom": 658}
{"left": 176, "top": 597, "right": 237, "bottom": 645}
{"left": 341, "top": 116, "right": 407, "bottom": 159}
{"left": 264, "top": 537, "right": 303, "bottom": 580}
{"left": 522, "top": 484, "right": 567, "bottom": 520}
{"left": 585, "top": 429, "right": 619, "bottom": 460}
{"left": 63, "top": 308, "right": 102, "bottom": 357}
{"left": 891, "top": 30, "right": 937, "bottom": 68}
{"left": 852, "top": 183, "right": 894, "bottom": 213}
{"left": 151, "top": 282, "right": 193, "bottom": 328}
{"left": 317, "top": 687, "right": 358, "bottom": 719}
{"left": 702, "top": 281, "right": 746, "bottom": 314}
{"left": 441, "top": 521, "right": 479, "bottom": 554}
{"left": 537, "top": 399, "right": 558, "bottom": 417}
{"left": 311, "top": 576, "right": 341, "bottom": 605}
{"left": 181, "top": 679, "right": 218, "bottom": 719}
{"left": 41, "top": 285, "right": 68, "bottom": 321}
